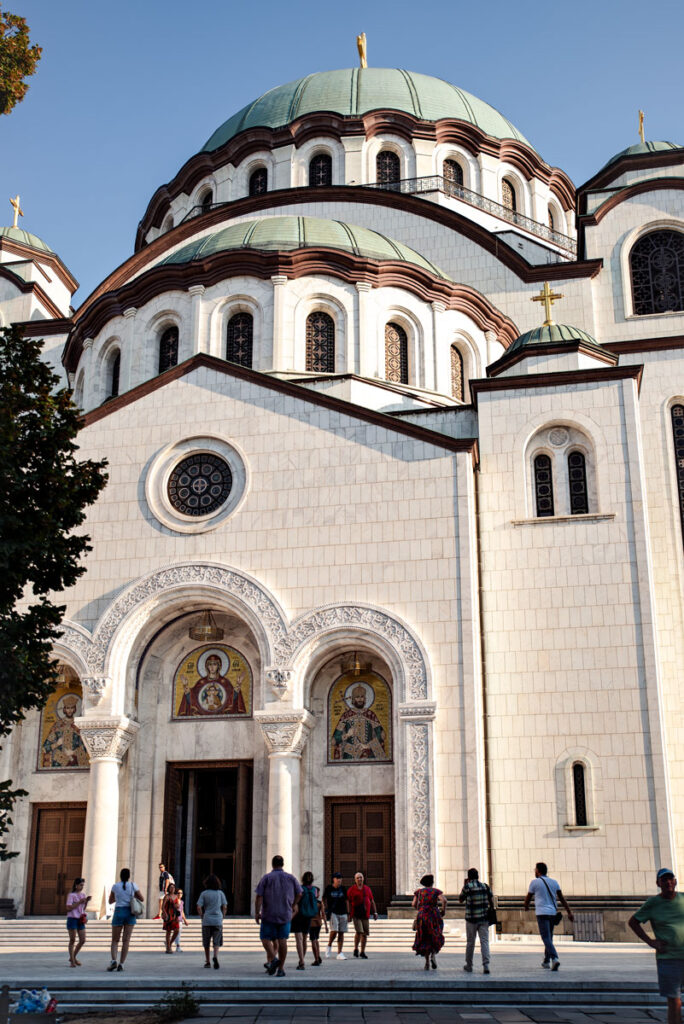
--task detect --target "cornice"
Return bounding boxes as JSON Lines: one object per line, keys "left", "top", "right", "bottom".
{"left": 471, "top": 363, "right": 644, "bottom": 402}
{"left": 578, "top": 148, "right": 684, "bottom": 194}
{"left": 486, "top": 340, "right": 618, "bottom": 377}
{"left": 603, "top": 335, "right": 684, "bottom": 355}
{"left": 0, "top": 236, "right": 79, "bottom": 293}
{"left": 14, "top": 316, "right": 73, "bottom": 337}
{"left": 0, "top": 264, "right": 65, "bottom": 319}
{"left": 80, "top": 353, "right": 480, "bottom": 465}
{"left": 577, "top": 177, "right": 684, "bottom": 256}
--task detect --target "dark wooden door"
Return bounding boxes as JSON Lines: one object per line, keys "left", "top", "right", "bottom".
{"left": 29, "top": 805, "right": 86, "bottom": 914}
{"left": 326, "top": 797, "right": 394, "bottom": 913}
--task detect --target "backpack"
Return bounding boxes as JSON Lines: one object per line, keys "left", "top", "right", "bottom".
{"left": 300, "top": 885, "right": 318, "bottom": 917}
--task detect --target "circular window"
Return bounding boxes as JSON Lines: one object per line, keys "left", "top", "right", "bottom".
{"left": 167, "top": 453, "right": 232, "bottom": 517}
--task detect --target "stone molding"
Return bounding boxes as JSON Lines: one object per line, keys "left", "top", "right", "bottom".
{"left": 406, "top": 721, "right": 432, "bottom": 884}
{"left": 265, "top": 668, "right": 293, "bottom": 700}
{"left": 398, "top": 701, "right": 437, "bottom": 721}
{"left": 82, "top": 676, "right": 109, "bottom": 704}
{"left": 75, "top": 716, "right": 140, "bottom": 762}
{"left": 254, "top": 710, "right": 315, "bottom": 756}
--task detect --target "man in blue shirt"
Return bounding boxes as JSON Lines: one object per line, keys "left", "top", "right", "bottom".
{"left": 255, "top": 854, "right": 302, "bottom": 977}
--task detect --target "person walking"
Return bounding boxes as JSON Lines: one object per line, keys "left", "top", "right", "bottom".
{"left": 412, "top": 873, "right": 446, "bottom": 970}
{"left": 292, "top": 871, "right": 319, "bottom": 970}
{"left": 108, "top": 868, "right": 144, "bottom": 972}
{"left": 349, "top": 872, "right": 378, "bottom": 959}
{"left": 174, "top": 888, "right": 188, "bottom": 952}
{"left": 459, "top": 868, "right": 494, "bottom": 974}
{"left": 323, "top": 872, "right": 349, "bottom": 959}
{"left": 155, "top": 862, "right": 172, "bottom": 919}
{"left": 523, "top": 861, "right": 574, "bottom": 971}
{"left": 162, "top": 882, "right": 181, "bottom": 953}
{"left": 629, "top": 868, "right": 684, "bottom": 1024}
{"left": 308, "top": 888, "right": 327, "bottom": 966}
{"left": 66, "top": 877, "right": 90, "bottom": 967}
{"left": 255, "top": 854, "right": 302, "bottom": 977}
{"left": 197, "top": 873, "right": 228, "bottom": 969}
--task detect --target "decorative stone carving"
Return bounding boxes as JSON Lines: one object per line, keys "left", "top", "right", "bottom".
{"left": 255, "top": 710, "right": 315, "bottom": 756}
{"left": 82, "top": 676, "right": 109, "bottom": 703}
{"left": 56, "top": 622, "right": 95, "bottom": 671}
{"left": 76, "top": 717, "right": 139, "bottom": 762}
{"left": 407, "top": 721, "right": 432, "bottom": 884}
{"left": 549, "top": 427, "right": 569, "bottom": 447}
{"left": 266, "top": 667, "right": 293, "bottom": 700}
{"left": 398, "top": 702, "right": 436, "bottom": 721}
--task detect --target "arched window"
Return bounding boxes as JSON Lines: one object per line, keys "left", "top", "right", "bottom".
{"left": 226, "top": 313, "right": 253, "bottom": 368}
{"left": 385, "top": 322, "right": 408, "bottom": 384}
{"left": 309, "top": 154, "right": 332, "bottom": 187}
{"left": 376, "top": 150, "right": 400, "bottom": 186}
{"left": 249, "top": 168, "right": 268, "bottom": 196}
{"left": 630, "top": 230, "right": 684, "bottom": 316}
{"left": 448, "top": 344, "right": 464, "bottom": 399}
{"left": 73, "top": 372, "right": 84, "bottom": 409}
{"left": 107, "top": 351, "right": 120, "bottom": 400}
{"left": 568, "top": 450, "right": 589, "bottom": 514}
{"left": 672, "top": 404, "right": 684, "bottom": 547}
{"left": 548, "top": 208, "right": 555, "bottom": 231}
{"left": 572, "top": 763, "right": 588, "bottom": 827}
{"left": 533, "top": 454, "right": 554, "bottom": 517}
{"left": 501, "top": 178, "right": 517, "bottom": 212}
{"left": 443, "top": 159, "right": 463, "bottom": 192}
{"left": 306, "top": 312, "right": 335, "bottom": 372}
{"left": 158, "top": 326, "right": 179, "bottom": 374}
{"left": 199, "top": 189, "right": 213, "bottom": 214}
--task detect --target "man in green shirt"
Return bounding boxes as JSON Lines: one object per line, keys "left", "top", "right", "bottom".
{"left": 629, "top": 868, "right": 684, "bottom": 1024}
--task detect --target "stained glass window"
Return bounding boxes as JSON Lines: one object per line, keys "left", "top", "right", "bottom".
{"left": 385, "top": 322, "right": 408, "bottom": 383}
{"left": 573, "top": 762, "right": 587, "bottom": 826}
{"left": 377, "top": 151, "right": 400, "bottom": 186}
{"left": 534, "top": 454, "right": 554, "bottom": 517}
{"left": 306, "top": 312, "right": 335, "bottom": 372}
{"left": 167, "top": 453, "right": 232, "bottom": 517}
{"left": 226, "top": 313, "right": 253, "bottom": 368}
{"left": 450, "top": 345, "right": 464, "bottom": 401}
{"left": 249, "top": 168, "right": 268, "bottom": 196}
{"left": 159, "top": 326, "right": 179, "bottom": 374}
{"left": 443, "top": 159, "right": 463, "bottom": 192}
{"left": 568, "top": 450, "right": 589, "bottom": 514}
{"left": 630, "top": 230, "right": 684, "bottom": 316}
{"left": 501, "top": 178, "right": 516, "bottom": 212}
{"left": 109, "top": 351, "right": 120, "bottom": 399}
{"left": 672, "top": 404, "right": 684, "bottom": 547}
{"left": 309, "top": 154, "right": 332, "bottom": 187}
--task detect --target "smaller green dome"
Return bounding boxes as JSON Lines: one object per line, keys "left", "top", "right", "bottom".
{"left": 157, "top": 215, "right": 451, "bottom": 279}
{"left": 601, "top": 140, "right": 682, "bottom": 172}
{"left": 508, "top": 323, "right": 599, "bottom": 354}
{"left": 0, "top": 225, "right": 54, "bottom": 253}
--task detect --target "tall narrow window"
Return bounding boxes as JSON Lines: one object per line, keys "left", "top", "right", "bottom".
{"left": 568, "top": 450, "right": 589, "bottom": 514}
{"left": 74, "top": 372, "right": 84, "bottom": 409}
{"left": 534, "top": 454, "right": 554, "bottom": 517}
{"left": 306, "top": 312, "right": 335, "bottom": 372}
{"left": 309, "top": 154, "right": 332, "bottom": 187}
{"left": 385, "top": 322, "right": 408, "bottom": 383}
{"left": 443, "top": 159, "right": 463, "bottom": 192}
{"left": 548, "top": 208, "right": 555, "bottom": 231}
{"left": 109, "top": 351, "right": 120, "bottom": 399}
{"left": 249, "top": 168, "right": 268, "bottom": 196}
{"left": 501, "top": 178, "right": 517, "bottom": 212}
{"left": 573, "top": 763, "right": 588, "bottom": 826}
{"left": 226, "top": 313, "right": 253, "bottom": 368}
{"left": 158, "top": 326, "right": 179, "bottom": 374}
{"left": 630, "top": 230, "right": 684, "bottom": 315}
{"left": 450, "top": 345, "right": 464, "bottom": 401}
{"left": 377, "top": 151, "right": 400, "bottom": 186}
{"left": 199, "top": 190, "right": 213, "bottom": 213}
{"left": 672, "top": 404, "right": 684, "bottom": 546}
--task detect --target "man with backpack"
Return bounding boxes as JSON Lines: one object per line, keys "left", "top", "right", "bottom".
{"left": 292, "top": 871, "right": 320, "bottom": 969}
{"left": 155, "top": 862, "right": 173, "bottom": 920}
{"left": 523, "top": 861, "right": 574, "bottom": 971}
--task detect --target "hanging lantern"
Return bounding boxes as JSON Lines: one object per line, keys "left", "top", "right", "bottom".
{"left": 341, "top": 651, "right": 371, "bottom": 677}
{"left": 188, "top": 610, "right": 224, "bottom": 642}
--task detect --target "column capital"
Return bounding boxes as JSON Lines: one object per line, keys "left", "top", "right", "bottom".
{"left": 75, "top": 716, "right": 140, "bottom": 763}
{"left": 265, "top": 667, "right": 293, "bottom": 701}
{"left": 255, "top": 709, "right": 314, "bottom": 756}
{"left": 123, "top": 306, "right": 137, "bottom": 319}
{"left": 355, "top": 281, "right": 372, "bottom": 294}
{"left": 431, "top": 301, "right": 446, "bottom": 315}
{"left": 271, "top": 274, "right": 288, "bottom": 287}
{"left": 188, "top": 284, "right": 206, "bottom": 297}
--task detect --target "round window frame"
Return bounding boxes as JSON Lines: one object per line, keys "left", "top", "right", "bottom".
{"left": 146, "top": 435, "right": 248, "bottom": 534}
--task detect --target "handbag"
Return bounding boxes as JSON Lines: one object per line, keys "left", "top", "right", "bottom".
{"left": 540, "top": 876, "right": 562, "bottom": 926}
{"left": 130, "top": 895, "right": 144, "bottom": 918}
{"left": 79, "top": 913, "right": 88, "bottom": 925}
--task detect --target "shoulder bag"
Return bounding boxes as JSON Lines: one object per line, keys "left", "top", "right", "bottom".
{"left": 539, "top": 876, "right": 562, "bottom": 926}
{"left": 130, "top": 894, "right": 144, "bottom": 918}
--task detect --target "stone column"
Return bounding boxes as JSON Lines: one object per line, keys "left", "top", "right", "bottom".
{"left": 122, "top": 306, "right": 137, "bottom": 389}
{"left": 255, "top": 710, "right": 314, "bottom": 874}
{"left": 270, "top": 275, "right": 288, "bottom": 371}
{"left": 398, "top": 703, "right": 437, "bottom": 890}
{"left": 188, "top": 284, "right": 206, "bottom": 356}
{"left": 76, "top": 716, "right": 140, "bottom": 918}
{"left": 80, "top": 338, "right": 95, "bottom": 409}
{"left": 355, "top": 281, "right": 373, "bottom": 377}
{"left": 430, "top": 301, "right": 446, "bottom": 393}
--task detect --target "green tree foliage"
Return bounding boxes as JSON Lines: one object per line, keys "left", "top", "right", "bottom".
{"left": 0, "top": 5, "right": 41, "bottom": 116}
{"left": 0, "top": 324, "right": 107, "bottom": 858}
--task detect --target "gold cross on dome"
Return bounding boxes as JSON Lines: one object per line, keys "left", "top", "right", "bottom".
{"left": 638, "top": 109, "right": 645, "bottom": 145}
{"left": 532, "top": 281, "right": 564, "bottom": 326}
{"left": 9, "top": 194, "right": 23, "bottom": 229}
{"left": 356, "top": 32, "right": 367, "bottom": 68}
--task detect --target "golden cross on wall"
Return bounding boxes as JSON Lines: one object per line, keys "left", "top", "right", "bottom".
{"left": 9, "top": 194, "right": 23, "bottom": 229}
{"left": 531, "top": 281, "right": 564, "bottom": 326}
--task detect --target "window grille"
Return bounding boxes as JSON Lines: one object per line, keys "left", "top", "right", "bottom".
{"left": 630, "top": 230, "right": 684, "bottom": 315}
{"left": 226, "top": 313, "right": 253, "bottom": 368}
{"left": 450, "top": 345, "right": 464, "bottom": 401}
{"left": 309, "top": 154, "right": 332, "bottom": 187}
{"left": 385, "top": 322, "right": 408, "bottom": 383}
{"left": 501, "top": 178, "right": 516, "bottom": 212}
{"left": 200, "top": 190, "right": 213, "bottom": 213}
{"left": 672, "top": 404, "right": 684, "bottom": 547}
{"left": 158, "top": 326, "right": 179, "bottom": 374}
{"left": 249, "top": 168, "right": 268, "bottom": 196}
{"left": 110, "top": 352, "right": 120, "bottom": 399}
{"left": 573, "top": 763, "right": 588, "bottom": 826}
{"left": 534, "top": 454, "right": 554, "bottom": 516}
{"left": 377, "top": 151, "right": 400, "bottom": 185}
{"left": 306, "top": 312, "right": 335, "bottom": 372}
{"left": 443, "top": 159, "right": 463, "bottom": 189}
{"left": 568, "top": 450, "right": 589, "bottom": 514}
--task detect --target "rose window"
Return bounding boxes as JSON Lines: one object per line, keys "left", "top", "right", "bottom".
{"left": 167, "top": 453, "right": 232, "bottom": 517}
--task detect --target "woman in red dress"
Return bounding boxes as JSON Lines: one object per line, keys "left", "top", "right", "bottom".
{"left": 162, "top": 884, "right": 181, "bottom": 953}
{"left": 412, "top": 873, "right": 447, "bottom": 970}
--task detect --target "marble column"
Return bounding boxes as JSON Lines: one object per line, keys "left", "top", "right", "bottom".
{"left": 188, "top": 284, "right": 206, "bottom": 356}
{"left": 76, "top": 716, "right": 140, "bottom": 918}
{"left": 80, "top": 337, "right": 94, "bottom": 409}
{"left": 270, "top": 275, "right": 288, "bottom": 370}
{"left": 255, "top": 710, "right": 314, "bottom": 875}
{"left": 430, "top": 300, "right": 446, "bottom": 393}
{"left": 355, "top": 281, "right": 373, "bottom": 377}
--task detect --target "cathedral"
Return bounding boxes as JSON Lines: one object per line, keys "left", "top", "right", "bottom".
{"left": 1, "top": 58, "right": 683, "bottom": 937}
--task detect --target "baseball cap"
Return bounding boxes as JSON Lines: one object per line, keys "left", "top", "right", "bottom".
{"left": 657, "top": 868, "right": 675, "bottom": 881}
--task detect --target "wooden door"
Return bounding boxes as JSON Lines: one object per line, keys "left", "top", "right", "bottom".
{"left": 28, "top": 804, "right": 86, "bottom": 915}
{"left": 325, "top": 797, "right": 394, "bottom": 913}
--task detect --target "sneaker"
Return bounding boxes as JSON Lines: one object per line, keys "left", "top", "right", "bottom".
{"left": 463, "top": 964, "right": 473, "bottom": 973}
{"left": 116, "top": 964, "right": 124, "bottom": 972}
{"left": 551, "top": 958, "right": 560, "bottom": 971}
{"left": 107, "top": 960, "right": 117, "bottom": 972}
{"left": 176, "top": 946, "right": 182, "bottom": 952}
{"left": 276, "top": 968, "right": 285, "bottom": 977}
{"left": 541, "top": 960, "right": 551, "bottom": 969}
{"left": 483, "top": 966, "right": 490, "bottom": 974}
{"left": 153, "top": 915, "right": 161, "bottom": 920}
{"left": 353, "top": 948, "right": 359, "bottom": 958}
{"left": 360, "top": 952, "right": 368, "bottom": 959}
{"left": 324, "top": 947, "right": 332, "bottom": 959}
{"left": 266, "top": 957, "right": 280, "bottom": 976}
{"left": 336, "top": 952, "right": 346, "bottom": 960}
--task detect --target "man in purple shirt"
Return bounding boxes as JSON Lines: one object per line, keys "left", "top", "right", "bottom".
{"left": 255, "top": 854, "right": 302, "bottom": 977}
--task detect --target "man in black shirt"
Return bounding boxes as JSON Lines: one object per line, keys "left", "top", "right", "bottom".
{"left": 155, "top": 862, "right": 172, "bottom": 919}
{"left": 323, "top": 873, "right": 349, "bottom": 959}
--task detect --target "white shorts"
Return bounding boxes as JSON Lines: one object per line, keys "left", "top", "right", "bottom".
{"left": 330, "top": 913, "right": 348, "bottom": 933}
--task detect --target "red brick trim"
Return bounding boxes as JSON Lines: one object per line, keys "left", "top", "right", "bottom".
{"left": 0, "top": 236, "right": 78, "bottom": 293}
{"left": 0, "top": 264, "right": 64, "bottom": 319}
{"left": 579, "top": 177, "right": 684, "bottom": 227}
{"left": 470, "top": 363, "right": 643, "bottom": 402}
{"left": 487, "top": 340, "right": 618, "bottom": 377}
{"left": 604, "top": 335, "right": 684, "bottom": 354}
{"left": 14, "top": 316, "right": 73, "bottom": 336}
{"left": 578, "top": 148, "right": 684, "bottom": 194}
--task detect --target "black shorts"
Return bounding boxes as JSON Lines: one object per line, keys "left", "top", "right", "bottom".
{"left": 308, "top": 925, "right": 321, "bottom": 941}
{"left": 291, "top": 913, "right": 311, "bottom": 934}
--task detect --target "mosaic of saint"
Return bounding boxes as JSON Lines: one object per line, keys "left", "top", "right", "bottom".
{"left": 328, "top": 671, "right": 392, "bottom": 763}
{"left": 172, "top": 644, "right": 252, "bottom": 719}
{"left": 38, "top": 667, "right": 89, "bottom": 771}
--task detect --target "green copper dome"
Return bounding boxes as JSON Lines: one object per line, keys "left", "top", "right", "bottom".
{"left": 157, "top": 215, "right": 451, "bottom": 279}
{"left": 0, "top": 225, "right": 54, "bottom": 253}
{"left": 508, "top": 323, "right": 599, "bottom": 354}
{"left": 600, "top": 140, "right": 682, "bottom": 172}
{"left": 202, "top": 68, "right": 532, "bottom": 152}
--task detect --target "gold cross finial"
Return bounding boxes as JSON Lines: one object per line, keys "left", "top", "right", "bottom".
{"left": 356, "top": 32, "right": 367, "bottom": 68}
{"left": 638, "top": 109, "right": 645, "bottom": 145}
{"left": 531, "top": 281, "right": 564, "bottom": 326}
{"left": 9, "top": 194, "right": 23, "bottom": 229}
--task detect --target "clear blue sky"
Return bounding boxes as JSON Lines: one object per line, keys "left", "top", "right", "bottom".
{"left": 3, "top": 0, "right": 683, "bottom": 304}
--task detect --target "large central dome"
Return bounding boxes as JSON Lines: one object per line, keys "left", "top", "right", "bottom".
{"left": 202, "top": 67, "right": 532, "bottom": 152}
